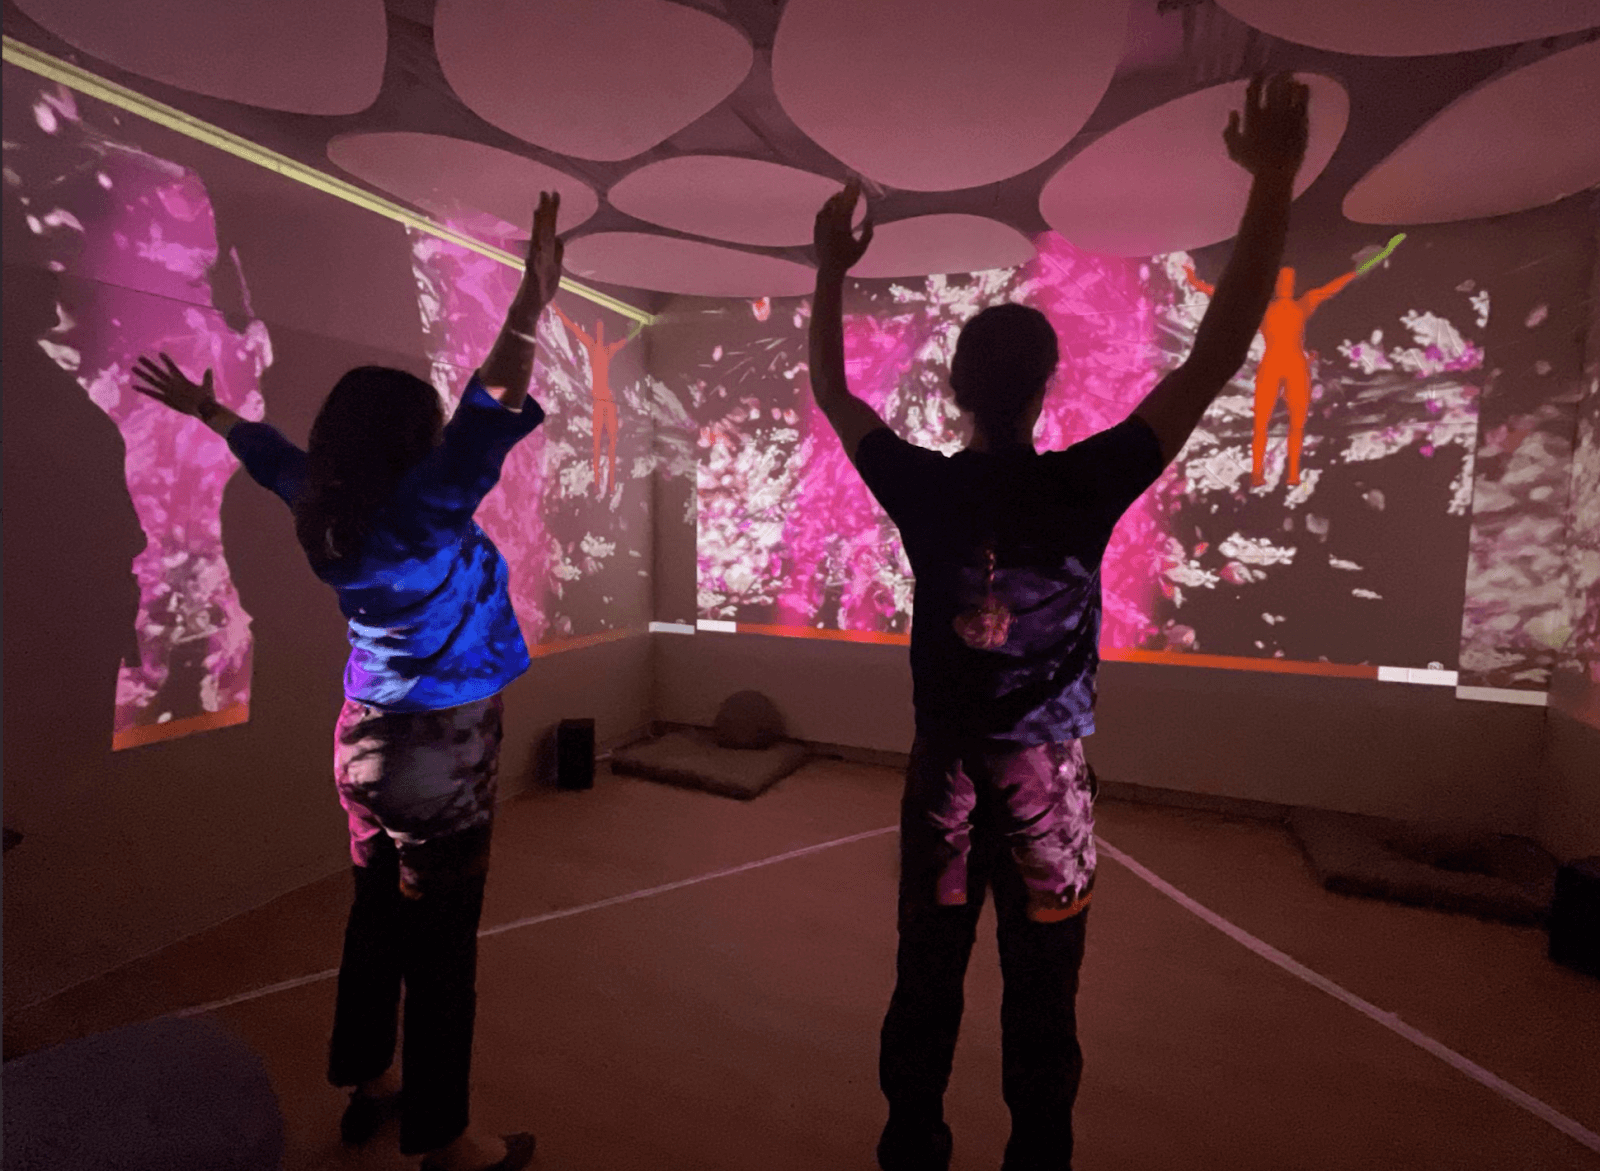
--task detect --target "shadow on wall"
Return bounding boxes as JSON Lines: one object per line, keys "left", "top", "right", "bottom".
{"left": 0, "top": 263, "right": 145, "bottom": 836}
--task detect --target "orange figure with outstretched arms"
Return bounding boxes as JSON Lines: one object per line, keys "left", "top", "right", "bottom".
{"left": 552, "top": 304, "right": 642, "bottom": 496}
{"left": 1184, "top": 261, "right": 1357, "bottom": 486}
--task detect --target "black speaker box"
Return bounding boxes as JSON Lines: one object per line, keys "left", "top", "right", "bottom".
{"left": 556, "top": 718, "right": 596, "bottom": 791}
{"left": 1548, "top": 856, "right": 1600, "bottom": 979}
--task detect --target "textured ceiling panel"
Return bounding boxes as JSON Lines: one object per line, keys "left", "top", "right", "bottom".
{"left": 1344, "top": 39, "right": 1600, "bottom": 224}
{"left": 1215, "top": 0, "right": 1600, "bottom": 57}
{"left": 11, "top": 0, "right": 387, "bottom": 114}
{"left": 773, "top": 0, "right": 1130, "bottom": 192}
{"left": 434, "top": 0, "right": 753, "bottom": 162}
{"left": 1039, "top": 74, "right": 1349, "bottom": 257}
{"left": 849, "top": 215, "right": 1037, "bottom": 278}
{"left": 327, "top": 132, "right": 598, "bottom": 244}
{"left": 609, "top": 156, "right": 859, "bottom": 247}
{"left": 562, "top": 232, "right": 816, "bottom": 297}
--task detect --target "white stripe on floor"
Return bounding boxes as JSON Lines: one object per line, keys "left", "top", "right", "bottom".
{"left": 171, "top": 822, "right": 1596, "bottom": 1155}
{"left": 1096, "top": 836, "right": 1600, "bottom": 1155}
{"left": 173, "top": 825, "right": 899, "bottom": 1019}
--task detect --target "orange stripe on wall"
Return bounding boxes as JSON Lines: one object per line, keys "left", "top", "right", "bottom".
{"left": 109, "top": 630, "right": 643, "bottom": 750}
{"left": 736, "top": 623, "right": 911, "bottom": 647}
{"left": 527, "top": 625, "right": 646, "bottom": 659}
{"left": 112, "top": 703, "right": 250, "bottom": 751}
{"left": 730, "top": 623, "right": 1379, "bottom": 678}
{"left": 1101, "top": 647, "right": 1379, "bottom": 679}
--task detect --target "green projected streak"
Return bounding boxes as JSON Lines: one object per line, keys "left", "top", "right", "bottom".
{"left": 1, "top": 36, "right": 656, "bottom": 326}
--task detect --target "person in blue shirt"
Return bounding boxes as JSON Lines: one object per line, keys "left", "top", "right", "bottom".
{"left": 131, "top": 192, "right": 569, "bottom": 1171}
{"left": 807, "top": 77, "right": 1311, "bottom": 1171}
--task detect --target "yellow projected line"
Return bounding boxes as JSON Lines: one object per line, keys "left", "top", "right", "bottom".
{"left": 1, "top": 36, "right": 655, "bottom": 326}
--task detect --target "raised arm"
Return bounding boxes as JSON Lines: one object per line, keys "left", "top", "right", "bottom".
{"left": 131, "top": 354, "right": 306, "bottom": 504}
{"left": 1133, "top": 74, "right": 1309, "bottom": 467}
{"left": 1299, "top": 268, "right": 1358, "bottom": 317}
{"left": 606, "top": 320, "right": 644, "bottom": 357}
{"left": 131, "top": 354, "right": 241, "bottom": 439}
{"left": 1182, "top": 262, "right": 1216, "bottom": 297}
{"left": 479, "top": 190, "right": 565, "bottom": 411}
{"left": 809, "top": 179, "right": 885, "bottom": 462}
{"left": 551, "top": 302, "right": 594, "bottom": 349}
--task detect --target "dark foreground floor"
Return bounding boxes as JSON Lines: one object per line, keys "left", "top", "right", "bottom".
{"left": 6, "top": 758, "right": 1598, "bottom": 1170}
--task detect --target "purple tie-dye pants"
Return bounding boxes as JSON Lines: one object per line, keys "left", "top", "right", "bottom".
{"left": 333, "top": 693, "right": 504, "bottom": 895}
{"left": 906, "top": 736, "right": 1097, "bottom": 922}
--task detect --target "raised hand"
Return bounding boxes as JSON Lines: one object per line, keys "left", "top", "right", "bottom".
{"left": 1224, "top": 73, "right": 1310, "bottom": 181}
{"left": 526, "top": 190, "right": 565, "bottom": 307}
{"left": 131, "top": 353, "right": 215, "bottom": 417}
{"left": 814, "top": 179, "right": 874, "bottom": 279}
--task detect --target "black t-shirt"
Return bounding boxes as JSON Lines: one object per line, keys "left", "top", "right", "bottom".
{"left": 855, "top": 416, "right": 1164, "bottom": 745}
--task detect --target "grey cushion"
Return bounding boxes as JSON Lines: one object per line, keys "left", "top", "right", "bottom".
{"left": 1290, "top": 808, "right": 1558, "bottom": 925}
{"left": 2, "top": 1016, "right": 284, "bottom": 1171}
{"left": 612, "top": 728, "right": 807, "bottom": 800}
{"left": 713, "top": 690, "right": 786, "bottom": 751}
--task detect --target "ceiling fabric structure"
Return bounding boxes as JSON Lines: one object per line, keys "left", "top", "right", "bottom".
{"left": 608, "top": 156, "right": 860, "bottom": 248}
{"left": 10, "top": 0, "right": 387, "bottom": 114}
{"left": 563, "top": 232, "right": 818, "bottom": 297}
{"left": 1039, "top": 73, "right": 1350, "bottom": 257}
{"left": 772, "top": 0, "right": 1131, "bottom": 192}
{"left": 848, "top": 215, "right": 1038, "bottom": 279}
{"left": 434, "top": 0, "right": 753, "bottom": 163}
{"left": 1343, "top": 38, "right": 1600, "bottom": 225}
{"left": 4, "top": 1, "right": 1597, "bottom": 297}
{"left": 1215, "top": 0, "right": 1600, "bottom": 57}
{"left": 328, "top": 132, "right": 600, "bottom": 243}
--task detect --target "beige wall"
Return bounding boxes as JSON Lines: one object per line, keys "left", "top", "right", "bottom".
{"left": 2, "top": 632, "right": 651, "bottom": 1014}
{"left": 653, "top": 630, "right": 1556, "bottom": 841}
{"left": 1538, "top": 710, "right": 1600, "bottom": 863}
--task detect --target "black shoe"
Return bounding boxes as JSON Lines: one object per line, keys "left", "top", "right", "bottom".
{"left": 340, "top": 1090, "right": 400, "bottom": 1146}
{"left": 420, "top": 1132, "right": 537, "bottom": 1171}
{"left": 877, "top": 1116, "right": 953, "bottom": 1171}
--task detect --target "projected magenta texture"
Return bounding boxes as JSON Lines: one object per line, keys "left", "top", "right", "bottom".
{"left": 688, "top": 229, "right": 1507, "bottom": 672}
{"left": 407, "top": 231, "right": 655, "bottom": 646}
{"left": 12, "top": 83, "right": 269, "bottom": 748}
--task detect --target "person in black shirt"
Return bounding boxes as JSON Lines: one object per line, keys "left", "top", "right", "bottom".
{"left": 807, "top": 75, "right": 1311, "bottom": 1171}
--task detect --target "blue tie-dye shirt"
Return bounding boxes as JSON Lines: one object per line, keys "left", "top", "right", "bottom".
{"left": 856, "top": 417, "right": 1164, "bottom": 745}
{"left": 228, "top": 376, "right": 545, "bottom": 712}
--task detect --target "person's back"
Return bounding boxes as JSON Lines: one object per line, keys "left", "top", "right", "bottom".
{"left": 806, "top": 74, "right": 1311, "bottom": 1171}
{"left": 224, "top": 366, "right": 542, "bottom": 712}
{"left": 863, "top": 418, "right": 1161, "bottom": 749}
{"left": 1262, "top": 289, "right": 1310, "bottom": 355}
{"left": 129, "top": 191, "right": 569, "bottom": 1171}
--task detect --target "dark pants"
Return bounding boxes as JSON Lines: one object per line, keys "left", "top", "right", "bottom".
{"left": 880, "top": 738, "right": 1095, "bottom": 1171}
{"left": 326, "top": 823, "right": 492, "bottom": 1156}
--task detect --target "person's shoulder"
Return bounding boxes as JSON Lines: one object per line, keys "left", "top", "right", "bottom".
{"left": 1055, "top": 416, "right": 1162, "bottom": 465}
{"left": 856, "top": 426, "right": 947, "bottom": 467}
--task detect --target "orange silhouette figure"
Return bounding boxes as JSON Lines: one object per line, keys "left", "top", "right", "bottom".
{"left": 553, "top": 305, "right": 642, "bottom": 496}
{"left": 1185, "top": 262, "right": 1358, "bottom": 487}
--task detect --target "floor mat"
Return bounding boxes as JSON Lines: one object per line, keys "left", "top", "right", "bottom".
{"left": 1289, "top": 807, "right": 1558, "bottom": 925}
{"left": 611, "top": 729, "right": 809, "bottom": 800}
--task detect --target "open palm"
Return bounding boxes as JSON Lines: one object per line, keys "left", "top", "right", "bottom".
{"left": 131, "top": 353, "right": 215, "bottom": 417}
{"left": 527, "top": 190, "right": 565, "bottom": 306}
{"left": 1224, "top": 73, "right": 1310, "bottom": 180}
{"left": 814, "top": 180, "right": 875, "bottom": 277}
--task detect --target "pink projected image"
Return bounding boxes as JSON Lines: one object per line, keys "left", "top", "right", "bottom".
{"left": 687, "top": 225, "right": 1507, "bottom": 674}
{"left": 407, "top": 230, "right": 655, "bottom": 649}
{"left": 5, "top": 80, "right": 270, "bottom": 749}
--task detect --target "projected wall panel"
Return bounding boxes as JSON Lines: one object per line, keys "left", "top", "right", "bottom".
{"left": 664, "top": 216, "right": 1593, "bottom": 689}
{"left": 4, "top": 79, "right": 270, "bottom": 749}
{"left": 3, "top": 68, "right": 659, "bottom": 750}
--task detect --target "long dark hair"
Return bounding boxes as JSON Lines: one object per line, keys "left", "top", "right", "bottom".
{"left": 950, "top": 303, "right": 1060, "bottom": 440}
{"left": 294, "top": 367, "right": 444, "bottom": 565}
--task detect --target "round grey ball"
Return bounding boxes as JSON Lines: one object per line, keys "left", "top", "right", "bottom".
{"left": 714, "top": 690, "right": 785, "bottom": 750}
